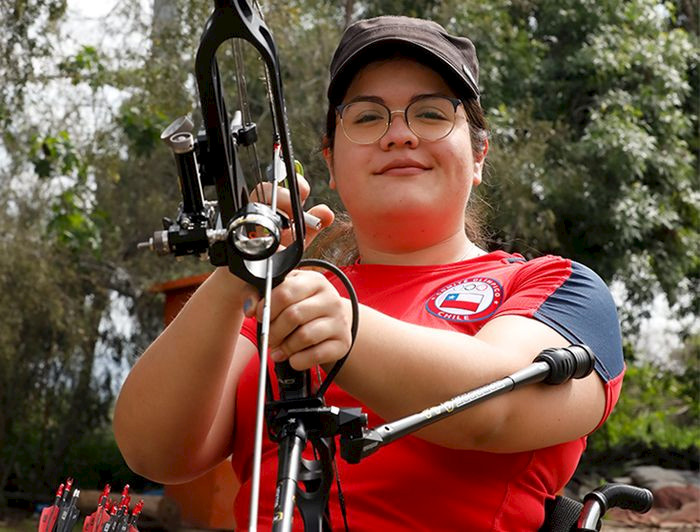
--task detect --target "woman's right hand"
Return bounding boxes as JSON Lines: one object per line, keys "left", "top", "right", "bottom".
{"left": 245, "top": 268, "right": 352, "bottom": 371}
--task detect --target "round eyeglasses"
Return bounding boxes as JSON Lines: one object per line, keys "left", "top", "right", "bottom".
{"left": 337, "top": 95, "right": 463, "bottom": 145}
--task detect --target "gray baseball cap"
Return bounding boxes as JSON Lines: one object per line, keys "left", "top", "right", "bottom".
{"left": 328, "top": 16, "right": 480, "bottom": 103}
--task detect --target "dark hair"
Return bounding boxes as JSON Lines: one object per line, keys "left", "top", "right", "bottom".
{"left": 310, "top": 54, "right": 490, "bottom": 265}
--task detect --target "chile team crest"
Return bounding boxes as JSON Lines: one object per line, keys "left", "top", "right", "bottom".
{"left": 426, "top": 277, "right": 503, "bottom": 323}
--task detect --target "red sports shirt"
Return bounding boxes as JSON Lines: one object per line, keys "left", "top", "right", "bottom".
{"left": 232, "top": 252, "right": 624, "bottom": 530}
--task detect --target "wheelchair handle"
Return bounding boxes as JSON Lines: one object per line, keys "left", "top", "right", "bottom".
{"left": 577, "top": 483, "right": 653, "bottom": 531}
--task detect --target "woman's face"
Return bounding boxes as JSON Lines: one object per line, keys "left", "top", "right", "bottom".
{"left": 324, "top": 58, "right": 486, "bottom": 253}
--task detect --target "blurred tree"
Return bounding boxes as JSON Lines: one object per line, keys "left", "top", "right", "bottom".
{"left": 529, "top": 0, "right": 698, "bottom": 321}
{"left": 437, "top": 0, "right": 698, "bottom": 330}
{"left": 0, "top": 0, "right": 66, "bottom": 126}
{"left": 358, "top": 0, "right": 442, "bottom": 18}
{"left": 0, "top": 0, "right": 197, "bottom": 501}
{"left": 589, "top": 333, "right": 700, "bottom": 451}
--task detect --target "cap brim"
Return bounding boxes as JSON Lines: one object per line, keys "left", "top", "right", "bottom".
{"left": 328, "top": 38, "right": 479, "bottom": 103}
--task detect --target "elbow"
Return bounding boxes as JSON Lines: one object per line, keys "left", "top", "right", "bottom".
{"left": 112, "top": 412, "right": 184, "bottom": 485}
{"left": 112, "top": 412, "right": 216, "bottom": 485}
{"left": 116, "top": 445, "right": 159, "bottom": 483}
{"left": 113, "top": 426, "right": 195, "bottom": 485}
{"left": 414, "top": 402, "right": 510, "bottom": 452}
{"left": 112, "top": 415, "right": 159, "bottom": 482}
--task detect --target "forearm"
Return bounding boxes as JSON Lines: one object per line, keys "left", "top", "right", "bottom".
{"left": 335, "top": 306, "right": 509, "bottom": 444}
{"left": 335, "top": 306, "right": 603, "bottom": 452}
{"left": 113, "top": 267, "right": 256, "bottom": 482}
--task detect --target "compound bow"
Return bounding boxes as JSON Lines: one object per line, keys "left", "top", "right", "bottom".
{"left": 140, "top": 1, "right": 361, "bottom": 530}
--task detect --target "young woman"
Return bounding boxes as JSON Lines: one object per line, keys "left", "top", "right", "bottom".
{"left": 114, "top": 16, "right": 624, "bottom": 531}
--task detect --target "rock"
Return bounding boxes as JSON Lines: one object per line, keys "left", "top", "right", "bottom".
{"left": 664, "top": 500, "right": 700, "bottom": 524}
{"left": 653, "top": 485, "right": 700, "bottom": 510}
{"left": 570, "top": 464, "right": 699, "bottom": 529}
{"left": 630, "top": 465, "right": 688, "bottom": 491}
{"left": 679, "top": 470, "right": 700, "bottom": 487}
{"left": 606, "top": 506, "right": 661, "bottom": 526}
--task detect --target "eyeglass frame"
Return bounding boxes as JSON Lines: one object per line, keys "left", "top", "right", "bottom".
{"left": 335, "top": 95, "right": 465, "bottom": 145}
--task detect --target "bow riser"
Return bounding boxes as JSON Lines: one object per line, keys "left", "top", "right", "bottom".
{"left": 195, "top": 0, "right": 305, "bottom": 290}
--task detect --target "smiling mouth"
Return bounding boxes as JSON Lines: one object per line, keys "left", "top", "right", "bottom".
{"left": 377, "top": 166, "right": 429, "bottom": 176}
{"left": 376, "top": 161, "right": 430, "bottom": 175}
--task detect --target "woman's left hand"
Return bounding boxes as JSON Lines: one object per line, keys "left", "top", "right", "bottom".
{"left": 245, "top": 269, "right": 352, "bottom": 371}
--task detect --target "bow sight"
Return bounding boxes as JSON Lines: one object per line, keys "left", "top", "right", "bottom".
{"left": 139, "top": 0, "right": 305, "bottom": 292}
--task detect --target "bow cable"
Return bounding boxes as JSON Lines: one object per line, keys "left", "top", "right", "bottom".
{"left": 230, "top": 39, "right": 266, "bottom": 201}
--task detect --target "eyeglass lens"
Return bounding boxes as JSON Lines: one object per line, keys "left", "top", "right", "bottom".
{"left": 340, "top": 96, "right": 458, "bottom": 144}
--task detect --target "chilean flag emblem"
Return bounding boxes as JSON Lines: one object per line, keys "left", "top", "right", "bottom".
{"left": 442, "top": 292, "right": 483, "bottom": 312}
{"left": 425, "top": 277, "right": 503, "bottom": 323}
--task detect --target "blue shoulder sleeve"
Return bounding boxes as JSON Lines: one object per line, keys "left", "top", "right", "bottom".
{"left": 534, "top": 262, "right": 624, "bottom": 382}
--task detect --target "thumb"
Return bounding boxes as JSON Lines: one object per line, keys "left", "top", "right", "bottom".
{"left": 304, "top": 204, "right": 334, "bottom": 246}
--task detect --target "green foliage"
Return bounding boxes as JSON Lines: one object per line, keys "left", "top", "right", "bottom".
{"left": 30, "top": 130, "right": 86, "bottom": 179}
{"left": 62, "top": 426, "right": 157, "bottom": 491}
{"left": 443, "top": 0, "right": 547, "bottom": 108}
{"left": 0, "top": 204, "right": 114, "bottom": 499}
{"left": 0, "top": 0, "right": 67, "bottom": 124}
{"left": 0, "top": 1, "right": 174, "bottom": 503}
{"left": 483, "top": 103, "right": 560, "bottom": 255}
{"left": 58, "top": 45, "right": 107, "bottom": 89}
{"left": 359, "top": 0, "right": 442, "bottom": 18}
{"left": 118, "top": 106, "right": 170, "bottom": 158}
{"left": 528, "top": 0, "right": 698, "bottom": 317}
{"left": 46, "top": 190, "right": 104, "bottom": 253}
{"left": 28, "top": 131, "right": 103, "bottom": 253}
{"left": 589, "top": 335, "right": 700, "bottom": 451}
